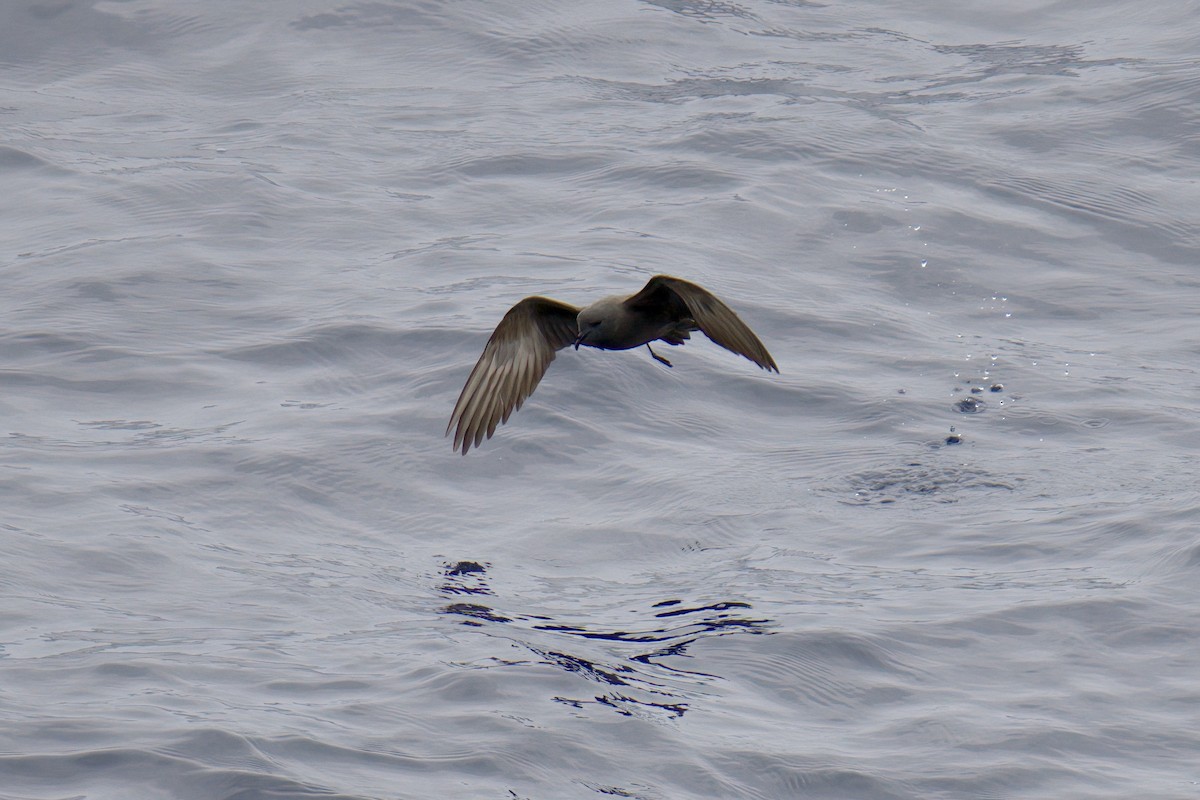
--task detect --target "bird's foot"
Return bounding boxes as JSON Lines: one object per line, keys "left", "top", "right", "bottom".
{"left": 647, "top": 344, "right": 673, "bottom": 368}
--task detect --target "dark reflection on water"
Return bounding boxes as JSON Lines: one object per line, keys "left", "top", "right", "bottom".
{"left": 442, "top": 581, "right": 771, "bottom": 719}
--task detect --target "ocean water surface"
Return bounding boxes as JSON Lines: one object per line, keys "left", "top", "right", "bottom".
{"left": 1, "top": 1, "right": 1198, "bottom": 798}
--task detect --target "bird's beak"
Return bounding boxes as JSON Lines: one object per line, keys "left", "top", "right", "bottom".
{"left": 574, "top": 330, "right": 587, "bottom": 350}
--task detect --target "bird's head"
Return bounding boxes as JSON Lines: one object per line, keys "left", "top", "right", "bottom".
{"left": 574, "top": 306, "right": 607, "bottom": 350}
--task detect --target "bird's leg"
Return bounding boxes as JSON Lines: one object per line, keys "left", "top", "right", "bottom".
{"left": 646, "top": 344, "right": 673, "bottom": 368}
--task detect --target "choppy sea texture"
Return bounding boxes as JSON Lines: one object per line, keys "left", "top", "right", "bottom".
{"left": 2, "top": 0, "right": 1199, "bottom": 798}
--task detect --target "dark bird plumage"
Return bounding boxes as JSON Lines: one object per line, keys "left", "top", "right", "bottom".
{"left": 447, "top": 275, "right": 778, "bottom": 454}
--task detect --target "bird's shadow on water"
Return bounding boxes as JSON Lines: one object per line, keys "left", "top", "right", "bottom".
{"left": 435, "top": 561, "right": 772, "bottom": 720}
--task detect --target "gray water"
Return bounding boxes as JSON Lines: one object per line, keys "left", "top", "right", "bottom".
{"left": 2, "top": 1, "right": 1198, "bottom": 798}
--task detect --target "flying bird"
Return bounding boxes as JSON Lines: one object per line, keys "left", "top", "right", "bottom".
{"left": 447, "top": 274, "right": 778, "bottom": 454}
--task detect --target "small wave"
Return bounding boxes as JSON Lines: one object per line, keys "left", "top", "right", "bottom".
{"left": 837, "top": 459, "right": 1016, "bottom": 506}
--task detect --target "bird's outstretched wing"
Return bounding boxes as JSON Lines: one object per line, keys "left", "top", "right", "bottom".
{"left": 625, "top": 275, "right": 779, "bottom": 372}
{"left": 447, "top": 296, "right": 580, "bottom": 454}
